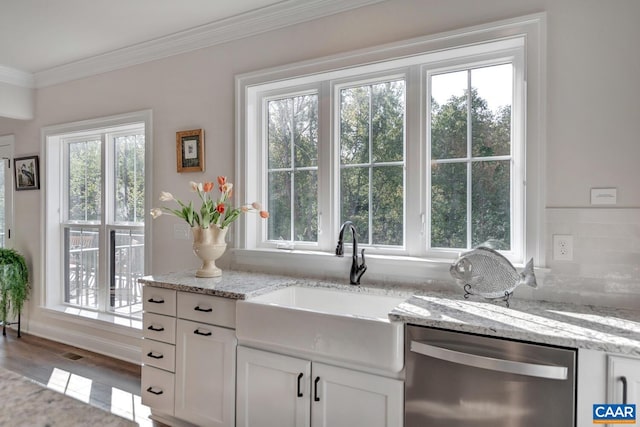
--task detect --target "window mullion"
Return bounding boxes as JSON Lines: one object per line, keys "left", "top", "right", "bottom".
{"left": 97, "top": 133, "right": 108, "bottom": 312}
{"left": 289, "top": 103, "right": 296, "bottom": 243}
{"left": 318, "top": 81, "right": 332, "bottom": 251}
{"left": 368, "top": 85, "right": 373, "bottom": 245}
{"left": 466, "top": 70, "right": 472, "bottom": 250}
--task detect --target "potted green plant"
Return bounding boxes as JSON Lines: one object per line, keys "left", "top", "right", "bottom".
{"left": 0, "top": 248, "right": 30, "bottom": 337}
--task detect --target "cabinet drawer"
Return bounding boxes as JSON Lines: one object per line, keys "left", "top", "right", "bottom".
{"left": 142, "top": 338, "right": 176, "bottom": 372}
{"left": 143, "top": 312, "right": 176, "bottom": 344}
{"left": 143, "top": 286, "right": 176, "bottom": 316}
{"left": 177, "top": 292, "right": 236, "bottom": 328}
{"left": 141, "top": 365, "right": 175, "bottom": 415}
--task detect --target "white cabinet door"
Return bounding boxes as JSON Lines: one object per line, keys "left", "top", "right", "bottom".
{"left": 311, "top": 362, "right": 404, "bottom": 427}
{"left": 175, "top": 319, "right": 237, "bottom": 427}
{"left": 608, "top": 355, "right": 640, "bottom": 406}
{"left": 237, "top": 346, "right": 311, "bottom": 427}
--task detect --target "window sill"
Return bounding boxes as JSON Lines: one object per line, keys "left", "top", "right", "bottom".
{"left": 230, "top": 248, "right": 548, "bottom": 289}
{"left": 41, "top": 305, "right": 142, "bottom": 337}
{"left": 231, "top": 248, "right": 456, "bottom": 288}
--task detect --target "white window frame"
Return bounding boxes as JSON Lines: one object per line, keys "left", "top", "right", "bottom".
{"left": 333, "top": 72, "right": 408, "bottom": 251}
{"left": 236, "top": 14, "right": 546, "bottom": 281}
{"left": 42, "top": 110, "right": 153, "bottom": 321}
{"left": 424, "top": 52, "right": 526, "bottom": 262}
{"left": 0, "top": 135, "right": 14, "bottom": 249}
{"left": 261, "top": 86, "right": 322, "bottom": 250}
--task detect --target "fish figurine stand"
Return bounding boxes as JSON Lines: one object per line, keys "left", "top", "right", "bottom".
{"left": 449, "top": 246, "right": 537, "bottom": 308}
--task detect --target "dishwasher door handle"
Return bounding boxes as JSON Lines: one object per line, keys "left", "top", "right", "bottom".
{"left": 410, "top": 340, "right": 568, "bottom": 380}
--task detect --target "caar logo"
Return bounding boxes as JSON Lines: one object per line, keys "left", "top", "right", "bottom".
{"left": 593, "top": 404, "right": 636, "bottom": 424}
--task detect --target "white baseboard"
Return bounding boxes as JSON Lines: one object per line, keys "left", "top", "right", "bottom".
{"left": 24, "top": 319, "right": 142, "bottom": 365}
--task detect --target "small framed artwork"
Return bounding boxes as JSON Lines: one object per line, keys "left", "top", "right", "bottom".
{"left": 176, "top": 129, "right": 205, "bottom": 172}
{"left": 14, "top": 155, "right": 40, "bottom": 191}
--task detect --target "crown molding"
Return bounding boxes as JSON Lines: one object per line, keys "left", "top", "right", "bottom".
{"left": 0, "top": 65, "right": 35, "bottom": 88}
{"left": 33, "top": 0, "right": 385, "bottom": 88}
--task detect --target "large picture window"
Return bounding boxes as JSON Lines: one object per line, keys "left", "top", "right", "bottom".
{"left": 44, "top": 111, "right": 151, "bottom": 320}
{"left": 238, "top": 15, "right": 544, "bottom": 276}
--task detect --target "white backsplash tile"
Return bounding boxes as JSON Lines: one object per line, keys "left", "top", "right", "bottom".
{"left": 545, "top": 208, "right": 640, "bottom": 309}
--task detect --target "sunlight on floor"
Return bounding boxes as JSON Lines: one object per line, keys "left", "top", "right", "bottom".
{"left": 111, "top": 386, "right": 152, "bottom": 426}
{"left": 47, "top": 368, "right": 92, "bottom": 403}
{"left": 46, "top": 367, "right": 152, "bottom": 426}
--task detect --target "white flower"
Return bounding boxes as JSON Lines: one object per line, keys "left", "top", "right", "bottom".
{"left": 189, "top": 181, "right": 202, "bottom": 192}
{"left": 221, "top": 183, "right": 233, "bottom": 194}
{"left": 150, "top": 208, "right": 163, "bottom": 219}
{"left": 159, "top": 191, "right": 174, "bottom": 202}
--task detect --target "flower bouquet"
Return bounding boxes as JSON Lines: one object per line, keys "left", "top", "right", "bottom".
{"left": 151, "top": 176, "right": 268, "bottom": 277}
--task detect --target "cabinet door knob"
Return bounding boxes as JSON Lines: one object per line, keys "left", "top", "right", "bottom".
{"left": 146, "top": 386, "right": 163, "bottom": 395}
{"left": 314, "top": 376, "right": 320, "bottom": 402}
{"left": 194, "top": 306, "right": 213, "bottom": 313}
{"left": 147, "top": 325, "right": 165, "bottom": 332}
{"left": 297, "top": 373, "right": 304, "bottom": 397}
{"left": 619, "top": 376, "right": 628, "bottom": 404}
{"left": 147, "top": 298, "right": 165, "bottom": 304}
{"left": 194, "top": 329, "right": 212, "bottom": 336}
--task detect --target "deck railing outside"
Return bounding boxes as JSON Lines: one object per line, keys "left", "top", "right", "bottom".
{"left": 64, "top": 228, "right": 144, "bottom": 318}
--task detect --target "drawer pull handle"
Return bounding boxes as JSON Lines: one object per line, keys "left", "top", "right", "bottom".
{"left": 146, "top": 386, "right": 163, "bottom": 396}
{"left": 147, "top": 325, "right": 165, "bottom": 332}
{"left": 194, "top": 306, "right": 213, "bottom": 313}
{"left": 314, "top": 376, "right": 320, "bottom": 402}
{"left": 297, "top": 373, "right": 304, "bottom": 397}
{"left": 194, "top": 329, "right": 212, "bottom": 336}
{"left": 147, "top": 298, "right": 165, "bottom": 304}
{"left": 146, "top": 351, "right": 164, "bottom": 359}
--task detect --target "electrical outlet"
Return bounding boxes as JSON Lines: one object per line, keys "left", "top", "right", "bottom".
{"left": 173, "top": 223, "right": 190, "bottom": 240}
{"left": 553, "top": 235, "right": 573, "bottom": 261}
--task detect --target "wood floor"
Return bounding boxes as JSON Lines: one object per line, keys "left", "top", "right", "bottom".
{"left": 0, "top": 329, "right": 159, "bottom": 426}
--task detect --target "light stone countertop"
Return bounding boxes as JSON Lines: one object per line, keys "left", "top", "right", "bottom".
{"left": 0, "top": 366, "right": 135, "bottom": 427}
{"left": 390, "top": 293, "right": 640, "bottom": 357}
{"left": 140, "top": 270, "right": 640, "bottom": 356}
{"left": 138, "top": 269, "right": 299, "bottom": 299}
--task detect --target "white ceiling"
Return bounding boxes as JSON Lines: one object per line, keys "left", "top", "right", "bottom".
{"left": 0, "top": 0, "right": 284, "bottom": 73}
{"left": 0, "top": 0, "right": 282, "bottom": 73}
{"left": 0, "top": 0, "right": 383, "bottom": 87}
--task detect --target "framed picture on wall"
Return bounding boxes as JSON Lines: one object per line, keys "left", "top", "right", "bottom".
{"left": 176, "top": 129, "right": 205, "bottom": 172}
{"left": 14, "top": 155, "right": 40, "bottom": 191}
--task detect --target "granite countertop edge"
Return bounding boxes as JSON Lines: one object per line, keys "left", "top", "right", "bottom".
{"left": 139, "top": 270, "right": 640, "bottom": 356}
{"left": 390, "top": 311, "right": 640, "bottom": 356}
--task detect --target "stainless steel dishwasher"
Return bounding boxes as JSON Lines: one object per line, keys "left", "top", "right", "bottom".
{"left": 405, "top": 325, "right": 576, "bottom": 427}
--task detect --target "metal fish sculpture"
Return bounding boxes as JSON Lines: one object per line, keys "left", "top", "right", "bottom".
{"left": 449, "top": 246, "right": 537, "bottom": 305}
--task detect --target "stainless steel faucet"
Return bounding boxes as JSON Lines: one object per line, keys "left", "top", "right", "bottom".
{"left": 335, "top": 221, "right": 367, "bottom": 285}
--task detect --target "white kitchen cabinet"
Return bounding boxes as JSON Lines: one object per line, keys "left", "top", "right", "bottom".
{"left": 141, "top": 286, "right": 236, "bottom": 427}
{"left": 237, "top": 346, "right": 311, "bottom": 427}
{"left": 141, "top": 287, "right": 177, "bottom": 416}
{"left": 175, "top": 318, "right": 237, "bottom": 427}
{"left": 236, "top": 346, "right": 403, "bottom": 427}
{"left": 608, "top": 354, "right": 640, "bottom": 407}
{"left": 311, "top": 362, "right": 403, "bottom": 427}
{"left": 577, "top": 349, "right": 640, "bottom": 426}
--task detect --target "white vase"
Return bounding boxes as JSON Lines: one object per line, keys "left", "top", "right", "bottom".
{"left": 192, "top": 225, "right": 228, "bottom": 278}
